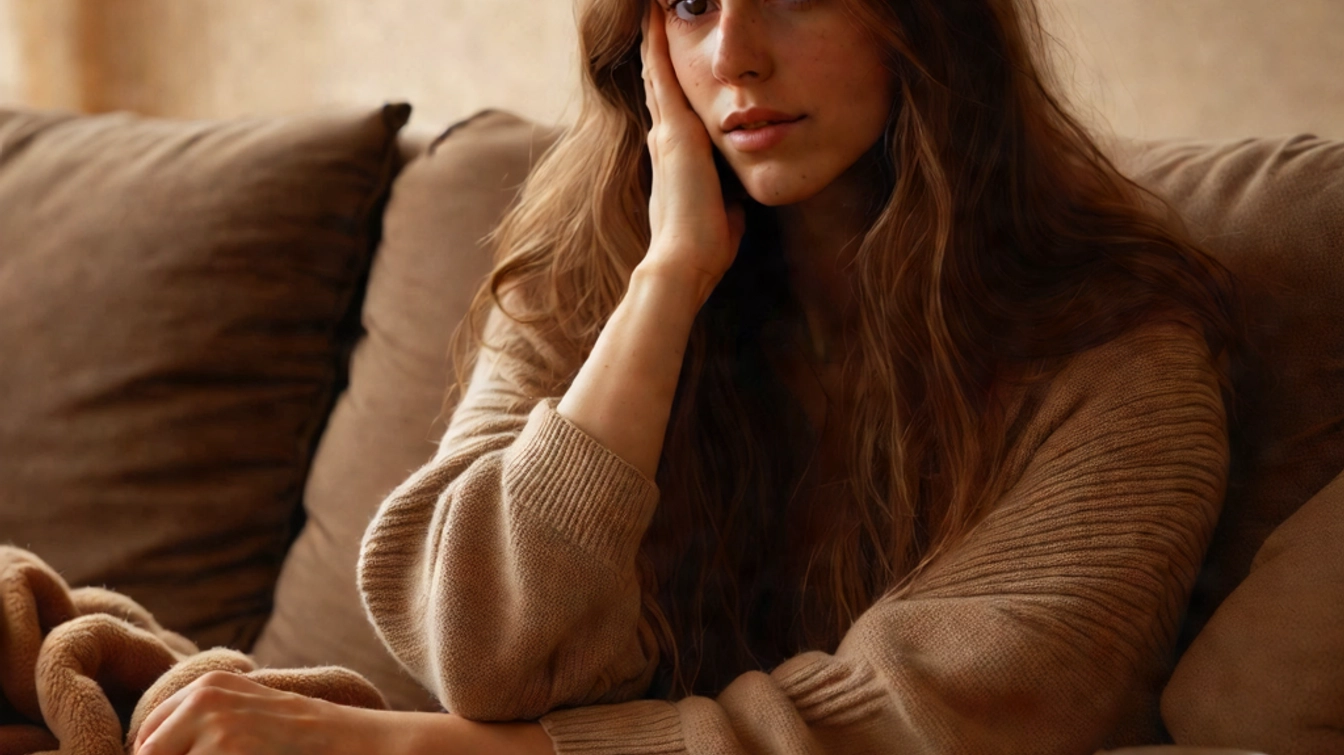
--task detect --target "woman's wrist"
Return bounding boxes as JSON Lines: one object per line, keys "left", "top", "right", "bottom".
{"left": 554, "top": 255, "right": 708, "bottom": 478}
{"left": 364, "top": 709, "right": 554, "bottom": 755}
{"left": 630, "top": 255, "right": 720, "bottom": 314}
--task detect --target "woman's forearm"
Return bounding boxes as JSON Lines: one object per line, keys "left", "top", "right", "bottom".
{"left": 556, "top": 259, "right": 707, "bottom": 480}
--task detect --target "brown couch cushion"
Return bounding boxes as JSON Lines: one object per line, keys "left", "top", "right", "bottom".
{"left": 252, "top": 111, "right": 562, "bottom": 710}
{"left": 1162, "top": 467, "right": 1344, "bottom": 755}
{"left": 1115, "top": 136, "right": 1344, "bottom": 635}
{"left": 0, "top": 104, "right": 410, "bottom": 651}
{"left": 1114, "top": 137, "right": 1344, "bottom": 749}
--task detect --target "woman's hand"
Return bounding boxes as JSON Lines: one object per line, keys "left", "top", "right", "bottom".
{"left": 131, "top": 672, "right": 385, "bottom": 755}
{"left": 555, "top": 0, "right": 747, "bottom": 476}
{"left": 131, "top": 671, "right": 557, "bottom": 755}
{"left": 641, "top": 0, "right": 746, "bottom": 305}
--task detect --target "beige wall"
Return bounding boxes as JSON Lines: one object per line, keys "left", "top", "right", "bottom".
{"left": 0, "top": 0, "right": 582, "bottom": 128}
{"left": 1, "top": 0, "right": 1342, "bottom": 140}
{"left": 73, "top": 0, "right": 582, "bottom": 127}
{"left": 1051, "top": 0, "right": 1344, "bottom": 140}
{"left": 0, "top": 0, "right": 84, "bottom": 110}
{"left": 0, "top": 1, "right": 14, "bottom": 105}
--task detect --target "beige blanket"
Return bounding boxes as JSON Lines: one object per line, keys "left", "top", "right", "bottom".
{"left": 0, "top": 546, "right": 387, "bottom": 755}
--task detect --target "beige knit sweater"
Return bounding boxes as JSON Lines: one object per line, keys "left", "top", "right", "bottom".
{"left": 357, "top": 306, "right": 1229, "bottom": 755}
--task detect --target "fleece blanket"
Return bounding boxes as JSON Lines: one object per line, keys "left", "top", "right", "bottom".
{"left": 0, "top": 546, "right": 387, "bottom": 755}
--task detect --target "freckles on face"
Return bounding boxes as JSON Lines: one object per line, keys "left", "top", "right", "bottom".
{"left": 664, "top": 0, "right": 893, "bottom": 206}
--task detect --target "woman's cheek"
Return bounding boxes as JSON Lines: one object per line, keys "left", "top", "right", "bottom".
{"left": 666, "top": 33, "right": 714, "bottom": 97}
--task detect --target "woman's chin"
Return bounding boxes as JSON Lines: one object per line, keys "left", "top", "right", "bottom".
{"left": 740, "top": 176, "right": 823, "bottom": 208}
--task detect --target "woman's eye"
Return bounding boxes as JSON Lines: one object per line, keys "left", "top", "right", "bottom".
{"left": 670, "top": 0, "right": 713, "bottom": 22}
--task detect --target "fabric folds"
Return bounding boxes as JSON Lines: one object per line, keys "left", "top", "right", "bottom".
{"left": 0, "top": 547, "right": 386, "bottom": 755}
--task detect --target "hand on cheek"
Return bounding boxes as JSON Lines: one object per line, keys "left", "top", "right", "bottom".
{"left": 641, "top": 0, "right": 745, "bottom": 301}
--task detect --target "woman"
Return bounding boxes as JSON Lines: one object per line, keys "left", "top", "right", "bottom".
{"left": 133, "top": 0, "right": 1240, "bottom": 752}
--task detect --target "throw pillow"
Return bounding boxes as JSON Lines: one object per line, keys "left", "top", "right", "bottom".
{"left": 252, "top": 111, "right": 562, "bottom": 710}
{"left": 0, "top": 104, "right": 410, "bottom": 651}
{"left": 1162, "top": 466, "right": 1344, "bottom": 755}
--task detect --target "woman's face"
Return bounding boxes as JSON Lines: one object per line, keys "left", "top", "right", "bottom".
{"left": 661, "top": 0, "right": 894, "bottom": 207}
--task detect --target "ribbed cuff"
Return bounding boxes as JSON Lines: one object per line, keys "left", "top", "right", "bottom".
{"left": 503, "top": 399, "right": 661, "bottom": 568}
{"left": 541, "top": 700, "right": 685, "bottom": 755}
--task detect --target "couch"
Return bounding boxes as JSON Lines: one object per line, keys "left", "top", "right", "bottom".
{"left": 0, "top": 103, "right": 1339, "bottom": 754}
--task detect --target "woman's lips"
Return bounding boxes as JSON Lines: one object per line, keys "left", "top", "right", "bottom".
{"left": 723, "top": 116, "right": 805, "bottom": 153}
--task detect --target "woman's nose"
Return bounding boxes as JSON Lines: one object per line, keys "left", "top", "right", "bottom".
{"left": 710, "top": 6, "right": 774, "bottom": 84}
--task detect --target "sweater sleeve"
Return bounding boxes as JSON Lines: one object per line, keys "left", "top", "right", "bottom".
{"left": 357, "top": 306, "right": 663, "bottom": 721}
{"left": 538, "top": 320, "right": 1230, "bottom": 754}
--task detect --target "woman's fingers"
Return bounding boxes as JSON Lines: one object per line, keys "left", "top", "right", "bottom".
{"left": 641, "top": 3, "right": 662, "bottom": 127}
{"left": 134, "top": 672, "right": 253, "bottom": 754}
{"left": 642, "top": 1, "right": 695, "bottom": 129}
{"left": 135, "top": 690, "right": 212, "bottom": 755}
{"left": 638, "top": 0, "right": 740, "bottom": 291}
{"left": 133, "top": 681, "right": 196, "bottom": 751}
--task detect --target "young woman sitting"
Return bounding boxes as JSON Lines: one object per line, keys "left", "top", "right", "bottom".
{"left": 132, "top": 0, "right": 1241, "bottom": 752}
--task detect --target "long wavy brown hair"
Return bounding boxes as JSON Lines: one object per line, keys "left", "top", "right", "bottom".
{"left": 454, "top": 0, "right": 1242, "bottom": 698}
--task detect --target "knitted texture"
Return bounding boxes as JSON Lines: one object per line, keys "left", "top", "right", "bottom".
{"left": 0, "top": 547, "right": 387, "bottom": 755}
{"left": 358, "top": 311, "right": 1229, "bottom": 754}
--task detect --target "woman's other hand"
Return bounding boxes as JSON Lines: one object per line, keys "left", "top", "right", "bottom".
{"left": 641, "top": 0, "right": 745, "bottom": 306}
{"left": 133, "top": 671, "right": 395, "bottom": 752}
{"left": 131, "top": 672, "right": 384, "bottom": 755}
{"left": 131, "top": 671, "right": 557, "bottom": 755}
